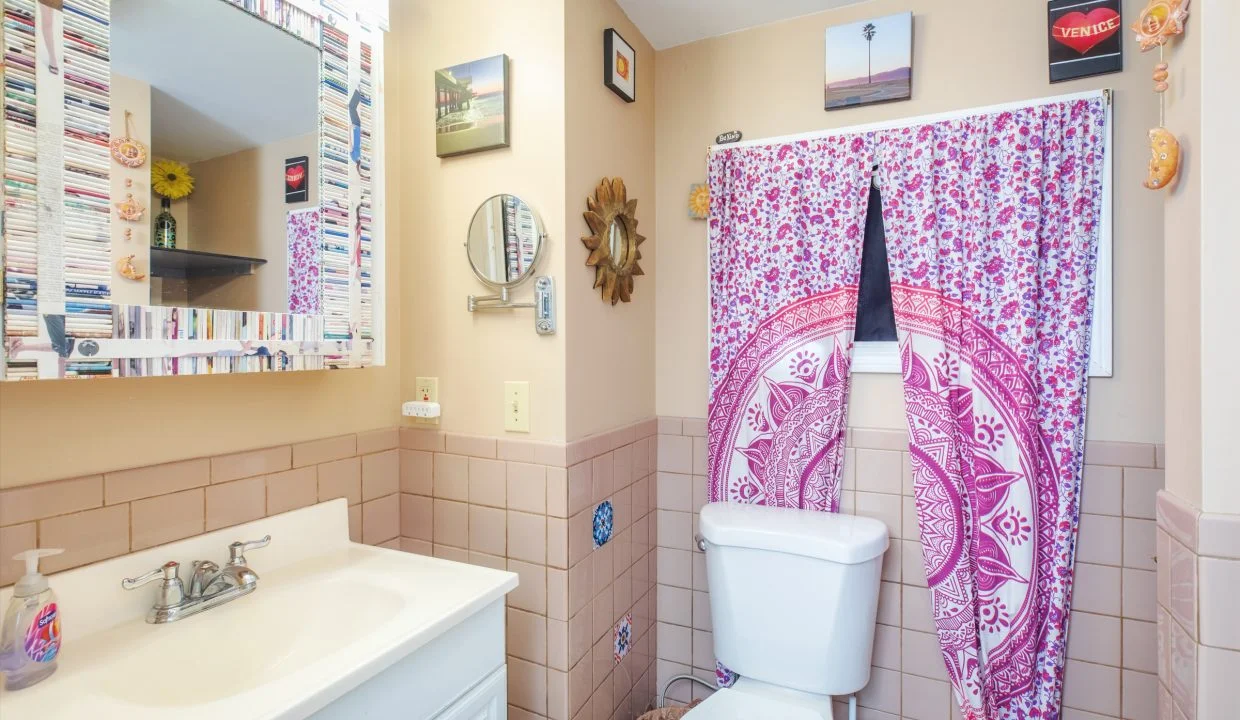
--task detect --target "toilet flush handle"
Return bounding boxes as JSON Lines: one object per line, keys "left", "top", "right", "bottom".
{"left": 694, "top": 533, "right": 707, "bottom": 552}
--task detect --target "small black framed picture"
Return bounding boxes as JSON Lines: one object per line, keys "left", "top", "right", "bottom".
{"left": 285, "top": 155, "right": 309, "bottom": 203}
{"left": 1048, "top": 0, "right": 1123, "bottom": 83}
{"left": 604, "top": 28, "right": 636, "bottom": 103}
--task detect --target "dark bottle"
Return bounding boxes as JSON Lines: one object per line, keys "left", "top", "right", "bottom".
{"left": 154, "top": 197, "right": 176, "bottom": 249}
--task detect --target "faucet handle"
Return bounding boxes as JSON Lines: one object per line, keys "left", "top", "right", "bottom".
{"left": 122, "top": 561, "right": 185, "bottom": 609}
{"left": 227, "top": 535, "right": 271, "bottom": 567}
{"left": 122, "top": 561, "right": 180, "bottom": 590}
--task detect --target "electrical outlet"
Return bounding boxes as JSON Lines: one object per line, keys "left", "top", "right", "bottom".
{"left": 413, "top": 377, "right": 439, "bottom": 425}
{"left": 504, "top": 381, "right": 530, "bottom": 433}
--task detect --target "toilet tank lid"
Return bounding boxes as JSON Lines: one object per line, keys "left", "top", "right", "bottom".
{"left": 699, "top": 502, "right": 889, "bottom": 564}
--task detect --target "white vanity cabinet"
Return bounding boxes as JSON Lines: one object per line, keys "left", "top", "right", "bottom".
{"left": 311, "top": 600, "right": 508, "bottom": 719}
{"left": 0, "top": 501, "right": 518, "bottom": 720}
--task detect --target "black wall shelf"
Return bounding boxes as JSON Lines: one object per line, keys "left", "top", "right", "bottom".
{"left": 150, "top": 247, "right": 267, "bottom": 280}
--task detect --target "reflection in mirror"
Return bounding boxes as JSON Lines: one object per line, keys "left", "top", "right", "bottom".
{"left": 466, "top": 195, "right": 544, "bottom": 288}
{"left": 608, "top": 219, "right": 628, "bottom": 268}
{"left": 111, "top": 0, "right": 319, "bottom": 312}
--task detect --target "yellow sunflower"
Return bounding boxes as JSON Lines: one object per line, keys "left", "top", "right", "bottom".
{"left": 688, "top": 183, "right": 710, "bottom": 220}
{"left": 151, "top": 159, "right": 195, "bottom": 200}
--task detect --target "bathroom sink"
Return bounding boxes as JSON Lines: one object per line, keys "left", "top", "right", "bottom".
{"left": 98, "top": 579, "right": 406, "bottom": 707}
{"left": 0, "top": 500, "right": 518, "bottom": 719}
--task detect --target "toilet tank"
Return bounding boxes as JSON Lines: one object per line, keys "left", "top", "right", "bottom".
{"left": 699, "top": 502, "right": 889, "bottom": 696}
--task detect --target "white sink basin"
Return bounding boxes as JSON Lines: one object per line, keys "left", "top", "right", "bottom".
{"left": 100, "top": 578, "right": 406, "bottom": 707}
{"left": 0, "top": 500, "right": 518, "bottom": 720}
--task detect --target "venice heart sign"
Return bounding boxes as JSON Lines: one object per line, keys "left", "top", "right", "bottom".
{"left": 1052, "top": 8, "right": 1122, "bottom": 54}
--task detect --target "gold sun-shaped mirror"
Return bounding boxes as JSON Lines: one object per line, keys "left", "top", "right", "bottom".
{"left": 581, "top": 177, "right": 646, "bottom": 305}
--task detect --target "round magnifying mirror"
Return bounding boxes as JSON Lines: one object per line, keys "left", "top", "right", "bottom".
{"left": 466, "top": 194, "right": 546, "bottom": 288}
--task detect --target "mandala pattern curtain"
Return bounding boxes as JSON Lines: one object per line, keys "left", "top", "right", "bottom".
{"left": 706, "top": 97, "right": 1108, "bottom": 719}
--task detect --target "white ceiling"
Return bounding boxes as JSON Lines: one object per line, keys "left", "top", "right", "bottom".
{"left": 616, "top": 0, "right": 873, "bottom": 50}
{"left": 111, "top": 0, "right": 318, "bottom": 164}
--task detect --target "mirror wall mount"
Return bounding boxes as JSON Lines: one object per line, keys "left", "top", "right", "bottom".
{"left": 0, "top": 0, "right": 390, "bottom": 380}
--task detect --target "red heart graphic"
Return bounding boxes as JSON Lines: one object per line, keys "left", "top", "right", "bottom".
{"left": 286, "top": 165, "right": 305, "bottom": 189}
{"left": 1052, "top": 8, "right": 1121, "bottom": 55}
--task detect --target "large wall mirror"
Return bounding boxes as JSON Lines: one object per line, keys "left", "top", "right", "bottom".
{"left": 1, "top": 0, "right": 389, "bottom": 380}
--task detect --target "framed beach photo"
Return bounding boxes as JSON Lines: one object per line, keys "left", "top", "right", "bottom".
{"left": 435, "top": 54, "right": 510, "bottom": 157}
{"left": 604, "top": 28, "right": 636, "bottom": 103}
{"left": 825, "top": 12, "right": 913, "bottom": 111}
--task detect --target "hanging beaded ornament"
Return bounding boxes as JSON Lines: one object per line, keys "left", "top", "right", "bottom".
{"left": 116, "top": 254, "right": 146, "bottom": 281}
{"left": 114, "top": 193, "right": 147, "bottom": 222}
{"left": 110, "top": 111, "right": 149, "bottom": 169}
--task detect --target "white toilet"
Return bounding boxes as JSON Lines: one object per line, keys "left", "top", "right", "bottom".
{"left": 684, "top": 502, "right": 890, "bottom": 719}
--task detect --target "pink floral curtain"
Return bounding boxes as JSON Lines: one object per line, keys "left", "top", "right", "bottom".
{"left": 707, "top": 135, "right": 872, "bottom": 511}
{"left": 875, "top": 99, "right": 1107, "bottom": 719}
{"left": 706, "top": 97, "right": 1107, "bottom": 719}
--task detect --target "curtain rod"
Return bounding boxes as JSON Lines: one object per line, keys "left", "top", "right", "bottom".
{"left": 708, "top": 88, "right": 1111, "bottom": 153}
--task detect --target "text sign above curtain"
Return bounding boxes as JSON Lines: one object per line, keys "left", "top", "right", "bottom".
{"left": 706, "top": 92, "right": 1109, "bottom": 720}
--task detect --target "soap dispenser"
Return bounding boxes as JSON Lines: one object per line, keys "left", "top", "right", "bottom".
{"left": 0, "top": 548, "right": 64, "bottom": 690}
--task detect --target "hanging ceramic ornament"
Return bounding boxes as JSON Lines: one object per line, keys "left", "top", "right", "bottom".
{"left": 1132, "top": 0, "right": 1190, "bottom": 190}
{"left": 114, "top": 193, "right": 146, "bottom": 221}
{"left": 110, "top": 110, "right": 149, "bottom": 169}
{"left": 116, "top": 254, "right": 146, "bottom": 281}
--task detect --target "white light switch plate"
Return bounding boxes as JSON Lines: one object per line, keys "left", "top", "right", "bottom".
{"left": 504, "top": 381, "right": 530, "bottom": 433}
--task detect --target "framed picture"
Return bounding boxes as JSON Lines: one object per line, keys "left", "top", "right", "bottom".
{"left": 284, "top": 155, "right": 309, "bottom": 203}
{"left": 435, "top": 54, "right": 510, "bottom": 158}
{"left": 825, "top": 12, "right": 913, "bottom": 111}
{"left": 604, "top": 28, "right": 636, "bottom": 103}
{"left": 1048, "top": 0, "right": 1123, "bottom": 83}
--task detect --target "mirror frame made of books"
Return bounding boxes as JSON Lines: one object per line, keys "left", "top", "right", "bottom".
{"left": 1, "top": 0, "right": 389, "bottom": 380}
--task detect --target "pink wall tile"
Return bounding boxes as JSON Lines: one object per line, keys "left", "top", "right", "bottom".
{"left": 1156, "top": 491, "right": 1200, "bottom": 550}
{"left": 1198, "top": 557, "right": 1240, "bottom": 650}
{"left": 205, "top": 477, "right": 266, "bottom": 531}
{"left": 400, "top": 494, "right": 432, "bottom": 542}
{"left": 1077, "top": 513, "right": 1124, "bottom": 566}
{"left": 211, "top": 446, "right": 290, "bottom": 484}
{"left": 508, "top": 510, "right": 547, "bottom": 564}
{"left": 445, "top": 433, "right": 498, "bottom": 459}
{"left": 1123, "top": 619, "right": 1159, "bottom": 673}
{"left": 361, "top": 450, "right": 399, "bottom": 501}
{"left": 468, "top": 457, "right": 507, "bottom": 508}
{"left": 901, "top": 672, "right": 950, "bottom": 720}
{"left": 468, "top": 505, "right": 506, "bottom": 556}
{"left": 1081, "top": 465, "right": 1123, "bottom": 516}
{"left": 657, "top": 435, "right": 692, "bottom": 474}
{"left": 399, "top": 449, "right": 433, "bottom": 496}
{"left": 507, "top": 559, "right": 547, "bottom": 614}
{"left": 132, "top": 488, "right": 204, "bottom": 550}
{"left": 1085, "top": 441, "right": 1156, "bottom": 468}
{"left": 292, "top": 435, "right": 355, "bottom": 468}
{"left": 399, "top": 428, "right": 445, "bottom": 452}
{"left": 0, "top": 475, "right": 102, "bottom": 527}
{"left": 433, "top": 499, "right": 468, "bottom": 549}
{"left": 361, "top": 494, "right": 399, "bottom": 545}
{"left": 1198, "top": 512, "right": 1240, "bottom": 560}
{"left": 105, "top": 459, "right": 209, "bottom": 505}
{"left": 0, "top": 523, "right": 36, "bottom": 585}
{"left": 507, "top": 463, "right": 547, "bottom": 515}
{"left": 1125, "top": 518, "right": 1158, "bottom": 570}
{"left": 547, "top": 467, "right": 569, "bottom": 518}
{"left": 1168, "top": 537, "right": 1198, "bottom": 637}
{"left": 38, "top": 505, "right": 129, "bottom": 573}
{"left": 265, "top": 467, "right": 318, "bottom": 515}
{"left": 1061, "top": 659, "right": 1121, "bottom": 716}
{"left": 317, "top": 457, "right": 361, "bottom": 505}
{"left": 433, "top": 454, "right": 469, "bottom": 502}
{"left": 1124, "top": 468, "right": 1164, "bottom": 520}
{"left": 355, "top": 427, "right": 398, "bottom": 455}
{"left": 856, "top": 449, "right": 904, "bottom": 495}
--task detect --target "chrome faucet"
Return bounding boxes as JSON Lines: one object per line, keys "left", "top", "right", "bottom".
{"left": 122, "top": 535, "right": 270, "bottom": 624}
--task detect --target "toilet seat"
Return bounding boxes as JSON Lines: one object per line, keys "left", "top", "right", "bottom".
{"left": 682, "top": 686, "right": 832, "bottom": 720}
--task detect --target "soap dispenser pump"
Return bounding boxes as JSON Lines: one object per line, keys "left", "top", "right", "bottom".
{"left": 0, "top": 548, "right": 64, "bottom": 690}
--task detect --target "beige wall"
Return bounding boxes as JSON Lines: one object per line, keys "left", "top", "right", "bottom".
{"left": 0, "top": 76, "right": 402, "bottom": 489}
{"left": 186, "top": 132, "right": 318, "bottom": 312}
{"left": 392, "top": 0, "right": 569, "bottom": 442}
{"left": 109, "top": 74, "right": 152, "bottom": 306}
{"left": 1161, "top": 5, "right": 1202, "bottom": 508}
{"left": 564, "top": 0, "right": 656, "bottom": 440}
{"left": 654, "top": 0, "right": 1166, "bottom": 443}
